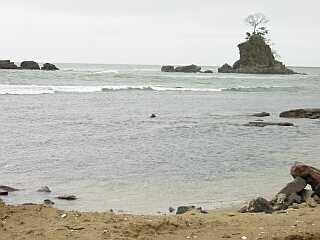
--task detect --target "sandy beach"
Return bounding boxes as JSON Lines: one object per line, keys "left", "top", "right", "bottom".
{"left": 0, "top": 199, "right": 319, "bottom": 240}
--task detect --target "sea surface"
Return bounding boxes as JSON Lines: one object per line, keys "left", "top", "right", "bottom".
{"left": 0, "top": 64, "right": 320, "bottom": 214}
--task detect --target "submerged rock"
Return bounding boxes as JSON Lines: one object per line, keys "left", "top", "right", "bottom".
{"left": 201, "top": 70, "right": 213, "bottom": 73}
{"left": 57, "top": 195, "right": 77, "bottom": 200}
{"left": 244, "top": 121, "right": 294, "bottom": 127}
{"left": 150, "top": 114, "right": 156, "bottom": 118}
{"left": 0, "top": 185, "right": 19, "bottom": 192}
{"left": 219, "top": 35, "right": 296, "bottom": 74}
{"left": 41, "top": 63, "right": 59, "bottom": 71}
{"left": 0, "top": 60, "right": 18, "bottom": 69}
{"left": 44, "top": 199, "right": 55, "bottom": 205}
{"left": 20, "top": 61, "right": 40, "bottom": 70}
{"left": 0, "top": 191, "right": 8, "bottom": 196}
{"left": 37, "top": 186, "right": 51, "bottom": 193}
{"left": 280, "top": 109, "right": 320, "bottom": 119}
{"left": 251, "top": 112, "right": 270, "bottom": 117}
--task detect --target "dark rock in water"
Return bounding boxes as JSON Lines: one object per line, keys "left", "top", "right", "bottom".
{"left": 0, "top": 185, "right": 19, "bottom": 192}
{"left": 176, "top": 205, "right": 195, "bottom": 215}
{"left": 244, "top": 121, "right": 294, "bottom": 127}
{"left": 150, "top": 114, "right": 156, "bottom": 118}
{"left": 252, "top": 112, "right": 270, "bottom": 117}
{"left": 280, "top": 109, "right": 320, "bottom": 119}
{"left": 161, "top": 65, "right": 175, "bottom": 72}
{"left": 242, "top": 197, "right": 273, "bottom": 213}
{"left": 218, "top": 63, "right": 233, "bottom": 73}
{"left": 218, "top": 34, "right": 296, "bottom": 74}
{"left": 20, "top": 61, "right": 40, "bottom": 70}
{"left": 41, "top": 63, "right": 59, "bottom": 71}
{"left": 57, "top": 195, "right": 77, "bottom": 200}
{"left": 175, "top": 64, "right": 201, "bottom": 73}
{"left": 168, "top": 207, "right": 175, "bottom": 213}
{"left": 0, "top": 60, "right": 18, "bottom": 69}
{"left": 44, "top": 199, "right": 55, "bottom": 205}
{"left": 0, "top": 191, "right": 8, "bottom": 196}
{"left": 37, "top": 186, "right": 51, "bottom": 193}
{"left": 201, "top": 70, "right": 213, "bottom": 73}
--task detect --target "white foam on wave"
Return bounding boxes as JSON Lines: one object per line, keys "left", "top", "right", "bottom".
{"left": 0, "top": 84, "right": 224, "bottom": 95}
{"left": 92, "top": 70, "right": 119, "bottom": 74}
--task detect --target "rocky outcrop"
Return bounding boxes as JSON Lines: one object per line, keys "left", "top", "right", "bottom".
{"left": 280, "top": 109, "right": 320, "bottom": 119}
{"left": 219, "top": 35, "right": 296, "bottom": 74}
{"left": 0, "top": 60, "right": 18, "bottom": 69}
{"left": 41, "top": 63, "right": 59, "bottom": 71}
{"left": 161, "top": 65, "right": 175, "bottom": 72}
{"left": 175, "top": 64, "right": 201, "bottom": 73}
{"left": 218, "top": 63, "right": 233, "bottom": 73}
{"left": 20, "top": 61, "right": 40, "bottom": 70}
{"left": 161, "top": 64, "right": 206, "bottom": 73}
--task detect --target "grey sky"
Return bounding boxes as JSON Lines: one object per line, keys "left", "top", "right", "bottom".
{"left": 1, "top": 1, "right": 319, "bottom": 66}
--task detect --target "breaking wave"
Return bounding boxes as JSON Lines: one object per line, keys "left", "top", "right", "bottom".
{"left": 0, "top": 84, "right": 304, "bottom": 95}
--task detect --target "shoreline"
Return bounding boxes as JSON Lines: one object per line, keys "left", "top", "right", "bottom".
{"left": 1, "top": 200, "right": 320, "bottom": 240}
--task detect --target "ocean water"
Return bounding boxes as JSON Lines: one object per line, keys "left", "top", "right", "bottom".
{"left": 0, "top": 64, "right": 320, "bottom": 214}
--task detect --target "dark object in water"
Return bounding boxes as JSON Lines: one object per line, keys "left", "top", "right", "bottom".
{"left": 44, "top": 199, "right": 55, "bottom": 205}
{"left": 280, "top": 108, "right": 320, "bottom": 119}
{"left": 57, "top": 195, "right": 77, "bottom": 200}
{"left": 41, "top": 63, "right": 59, "bottom": 71}
{"left": 0, "top": 191, "right": 8, "bottom": 196}
{"left": 252, "top": 112, "right": 270, "bottom": 117}
{"left": 168, "top": 207, "right": 175, "bottom": 213}
{"left": 37, "top": 186, "right": 51, "bottom": 193}
{"left": 0, "top": 185, "right": 19, "bottom": 192}
{"left": 150, "top": 114, "right": 156, "bottom": 118}
{"left": 244, "top": 121, "right": 294, "bottom": 127}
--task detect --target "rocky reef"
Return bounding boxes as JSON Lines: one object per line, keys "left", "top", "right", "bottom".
{"left": 0, "top": 60, "right": 59, "bottom": 71}
{"left": 218, "top": 35, "right": 295, "bottom": 74}
{"left": 161, "top": 64, "right": 212, "bottom": 73}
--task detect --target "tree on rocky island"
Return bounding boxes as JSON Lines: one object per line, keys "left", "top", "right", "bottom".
{"left": 245, "top": 13, "right": 269, "bottom": 41}
{"left": 218, "top": 13, "right": 296, "bottom": 74}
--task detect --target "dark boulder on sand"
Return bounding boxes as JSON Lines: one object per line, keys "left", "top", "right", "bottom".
{"left": 280, "top": 109, "right": 320, "bottom": 119}
{"left": 20, "top": 61, "right": 40, "bottom": 70}
{"left": 41, "top": 63, "right": 59, "bottom": 71}
{"left": 0, "top": 60, "right": 18, "bottom": 69}
{"left": 219, "top": 34, "right": 296, "bottom": 74}
{"left": 240, "top": 197, "right": 273, "bottom": 213}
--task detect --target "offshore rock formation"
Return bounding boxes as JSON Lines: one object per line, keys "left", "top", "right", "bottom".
{"left": 0, "top": 60, "right": 18, "bottom": 69}
{"left": 20, "top": 61, "right": 40, "bottom": 70}
{"left": 161, "top": 64, "right": 212, "bottom": 73}
{"left": 41, "top": 63, "right": 59, "bottom": 71}
{"left": 218, "top": 35, "right": 295, "bottom": 74}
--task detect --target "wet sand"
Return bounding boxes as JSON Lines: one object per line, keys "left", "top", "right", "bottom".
{"left": 0, "top": 199, "right": 319, "bottom": 240}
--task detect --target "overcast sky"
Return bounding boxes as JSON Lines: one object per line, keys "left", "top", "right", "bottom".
{"left": 1, "top": 0, "right": 319, "bottom": 66}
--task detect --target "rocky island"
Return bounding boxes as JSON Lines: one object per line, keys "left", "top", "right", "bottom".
{"left": 161, "top": 64, "right": 213, "bottom": 73}
{"left": 219, "top": 13, "right": 295, "bottom": 74}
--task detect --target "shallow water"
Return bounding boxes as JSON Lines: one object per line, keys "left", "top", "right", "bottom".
{"left": 0, "top": 64, "right": 320, "bottom": 214}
